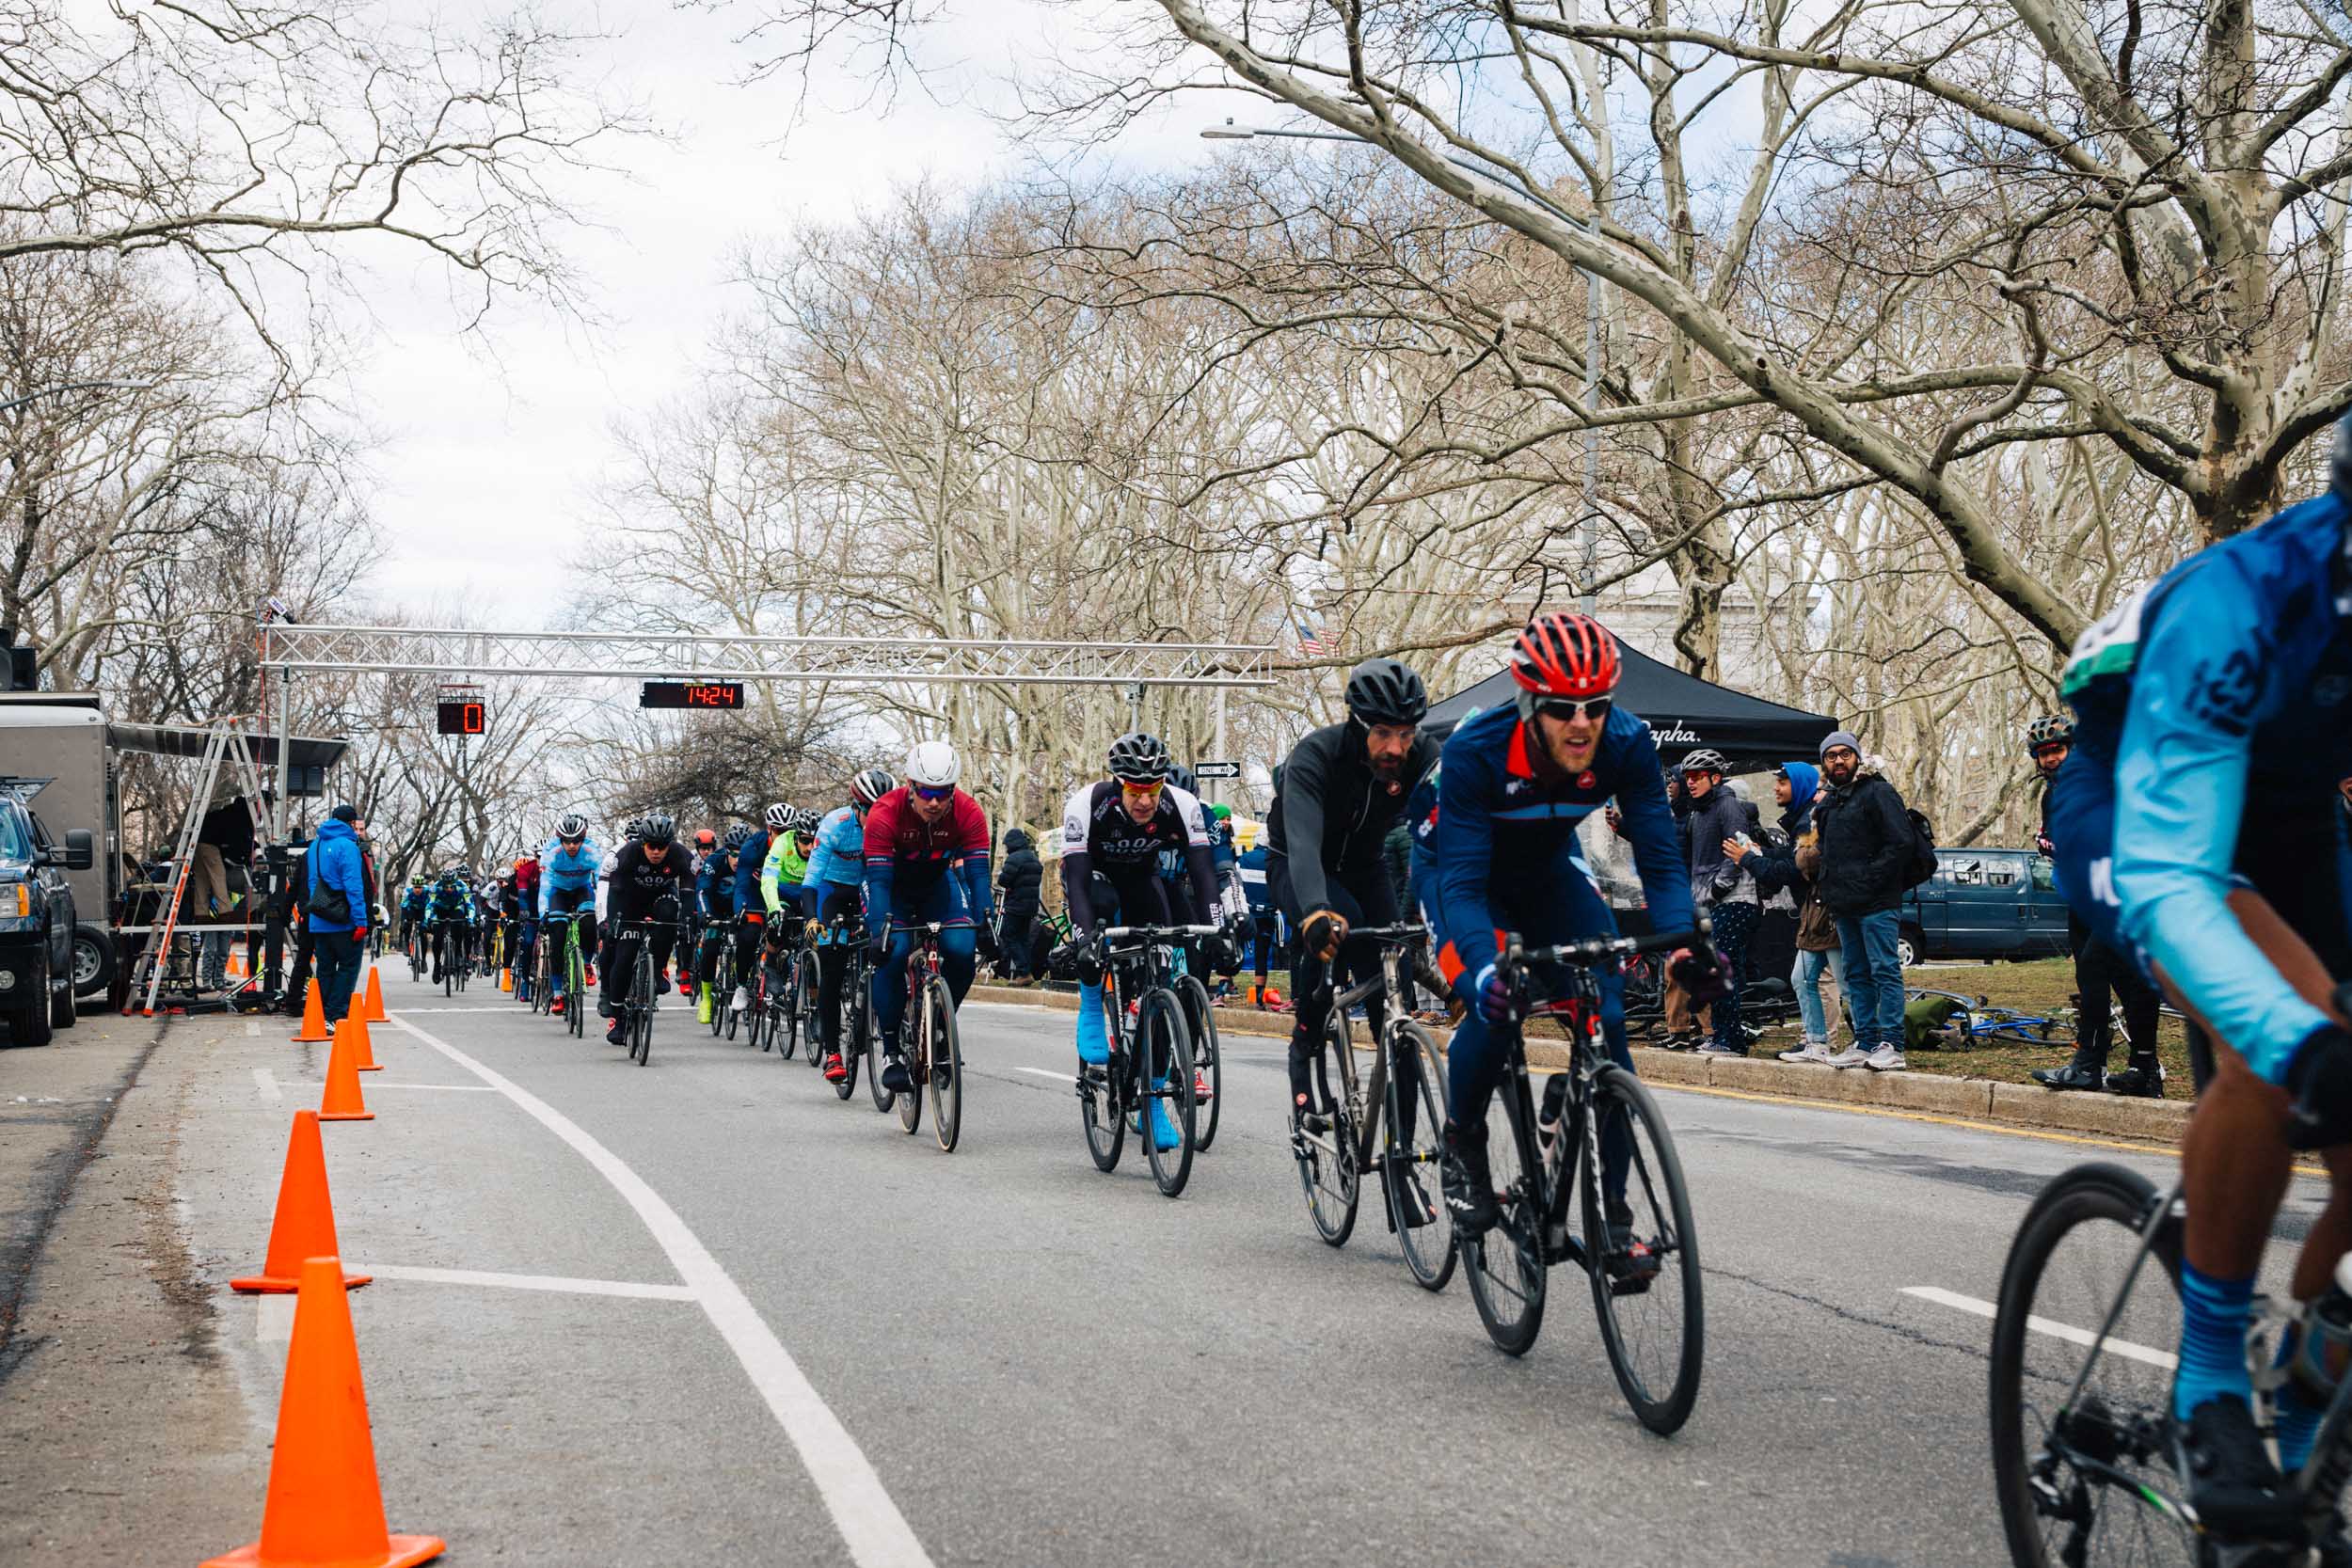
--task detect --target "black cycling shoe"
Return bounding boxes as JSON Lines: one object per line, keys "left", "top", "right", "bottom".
{"left": 2031, "top": 1059, "right": 2106, "bottom": 1092}
{"left": 1440, "top": 1121, "right": 1500, "bottom": 1235}
{"left": 2173, "top": 1396, "right": 2296, "bottom": 1538}
{"left": 605, "top": 1021, "right": 626, "bottom": 1047}
{"left": 596, "top": 999, "right": 617, "bottom": 1019}
{"left": 2105, "top": 1058, "right": 2166, "bottom": 1099}
{"left": 881, "top": 1053, "right": 913, "bottom": 1094}
{"left": 655, "top": 974, "right": 671, "bottom": 996}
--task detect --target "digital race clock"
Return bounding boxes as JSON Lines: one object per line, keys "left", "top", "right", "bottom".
{"left": 640, "top": 681, "right": 746, "bottom": 710}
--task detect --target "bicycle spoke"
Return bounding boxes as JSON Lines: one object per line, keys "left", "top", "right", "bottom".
{"left": 1582, "top": 1068, "right": 1703, "bottom": 1433}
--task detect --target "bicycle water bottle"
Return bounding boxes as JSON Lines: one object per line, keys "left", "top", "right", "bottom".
{"left": 2289, "top": 1255, "right": 2352, "bottom": 1402}
{"left": 1537, "top": 1072, "right": 1570, "bottom": 1164}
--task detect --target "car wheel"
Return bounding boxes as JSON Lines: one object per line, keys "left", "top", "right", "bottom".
{"left": 8, "top": 952, "right": 54, "bottom": 1046}
{"left": 1897, "top": 928, "right": 1921, "bottom": 969}
{"left": 49, "top": 978, "right": 75, "bottom": 1030}
{"left": 71, "top": 925, "right": 115, "bottom": 996}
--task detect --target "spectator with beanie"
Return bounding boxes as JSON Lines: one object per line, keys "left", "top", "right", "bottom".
{"left": 1679, "top": 750, "right": 1759, "bottom": 1055}
{"left": 307, "top": 804, "right": 370, "bottom": 1026}
{"left": 1812, "top": 731, "right": 1914, "bottom": 1070}
{"left": 995, "top": 828, "right": 1043, "bottom": 983}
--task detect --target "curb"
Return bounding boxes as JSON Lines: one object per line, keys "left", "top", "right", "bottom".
{"left": 966, "top": 984, "right": 2192, "bottom": 1146}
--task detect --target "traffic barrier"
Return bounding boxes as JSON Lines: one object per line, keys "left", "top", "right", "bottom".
{"left": 340, "top": 996, "right": 382, "bottom": 1072}
{"left": 202, "top": 1257, "right": 445, "bottom": 1568}
{"left": 290, "top": 980, "right": 331, "bottom": 1045}
{"left": 230, "top": 1112, "right": 372, "bottom": 1295}
{"left": 318, "top": 1021, "right": 374, "bottom": 1122}
{"left": 362, "top": 965, "right": 388, "bottom": 1022}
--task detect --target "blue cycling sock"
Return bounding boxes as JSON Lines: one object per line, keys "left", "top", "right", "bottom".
{"left": 2175, "top": 1262, "right": 2256, "bottom": 1422}
{"left": 1075, "top": 983, "right": 1109, "bottom": 1065}
{"left": 2274, "top": 1327, "right": 2325, "bottom": 1472}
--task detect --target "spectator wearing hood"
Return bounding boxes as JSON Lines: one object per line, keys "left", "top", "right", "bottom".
{"left": 1811, "top": 732, "right": 1915, "bottom": 1070}
{"left": 1680, "top": 751, "right": 1760, "bottom": 1055}
{"left": 307, "top": 804, "right": 370, "bottom": 1026}
{"left": 996, "top": 828, "right": 1044, "bottom": 983}
{"left": 1729, "top": 760, "right": 1849, "bottom": 1064}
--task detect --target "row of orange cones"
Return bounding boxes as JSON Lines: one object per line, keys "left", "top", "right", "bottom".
{"left": 206, "top": 967, "right": 442, "bottom": 1568}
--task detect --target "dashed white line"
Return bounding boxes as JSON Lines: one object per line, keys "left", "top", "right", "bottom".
{"left": 360, "top": 1082, "right": 499, "bottom": 1092}
{"left": 384, "top": 1013, "right": 933, "bottom": 1568}
{"left": 1013, "top": 1067, "right": 1072, "bottom": 1083}
{"left": 1901, "top": 1285, "right": 2178, "bottom": 1369}
{"left": 251, "top": 1068, "right": 281, "bottom": 1104}
{"left": 353, "top": 1263, "right": 696, "bottom": 1300}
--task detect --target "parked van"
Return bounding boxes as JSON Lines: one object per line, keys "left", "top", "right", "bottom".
{"left": 1898, "top": 847, "right": 2073, "bottom": 966}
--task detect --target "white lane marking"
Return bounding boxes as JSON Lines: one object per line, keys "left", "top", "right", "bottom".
{"left": 354, "top": 1263, "right": 696, "bottom": 1300}
{"left": 384, "top": 1014, "right": 932, "bottom": 1568}
{"left": 390, "top": 1007, "right": 527, "bottom": 1014}
{"left": 1014, "top": 1067, "right": 1073, "bottom": 1082}
{"left": 361, "top": 1082, "right": 499, "bottom": 1092}
{"left": 256, "top": 1295, "right": 294, "bottom": 1344}
{"left": 251, "top": 1068, "right": 282, "bottom": 1104}
{"left": 244, "top": 1021, "right": 260, "bottom": 1037}
{"left": 1902, "top": 1285, "right": 2179, "bottom": 1369}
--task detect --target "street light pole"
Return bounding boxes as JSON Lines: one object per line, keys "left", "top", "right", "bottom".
{"left": 1202, "top": 120, "right": 1604, "bottom": 613}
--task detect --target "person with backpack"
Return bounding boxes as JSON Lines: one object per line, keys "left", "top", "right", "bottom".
{"left": 1811, "top": 731, "right": 1917, "bottom": 1070}
{"left": 1679, "top": 750, "right": 1761, "bottom": 1056}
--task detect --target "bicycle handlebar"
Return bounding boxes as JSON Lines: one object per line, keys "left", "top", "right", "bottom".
{"left": 1099, "top": 923, "right": 1222, "bottom": 943}
{"left": 1343, "top": 923, "right": 1428, "bottom": 942}
{"left": 1502, "top": 921, "right": 1710, "bottom": 974}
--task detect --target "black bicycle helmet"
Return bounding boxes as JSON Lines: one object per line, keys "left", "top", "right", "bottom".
{"left": 2025, "top": 714, "right": 2075, "bottom": 752}
{"left": 1166, "top": 764, "right": 1199, "bottom": 798}
{"left": 554, "top": 812, "right": 588, "bottom": 841}
{"left": 851, "top": 768, "right": 894, "bottom": 807}
{"left": 1343, "top": 657, "right": 1428, "bottom": 727}
{"left": 640, "top": 814, "right": 676, "bottom": 848}
{"left": 1107, "top": 731, "right": 1171, "bottom": 784}
{"left": 789, "top": 807, "right": 821, "bottom": 835}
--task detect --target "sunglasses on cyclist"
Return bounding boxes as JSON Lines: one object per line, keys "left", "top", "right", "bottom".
{"left": 1119, "top": 778, "right": 1165, "bottom": 799}
{"left": 1533, "top": 693, "right": 1614, "bottom": 723}
{"left": 911, "top": 783, "right": 955, "bottom": 802}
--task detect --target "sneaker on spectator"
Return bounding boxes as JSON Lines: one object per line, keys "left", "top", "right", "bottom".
{"left": 1778, "top": 1039, "right": 1835, "bottom": 1065}
{"left": 1864, "top": 1044, "right": 1907, "bottom": 1072}
{"left": 1694, "top": 1040, "right": 1744, "bottom": 1057}
{"left": 1825, "top": 1044, "right": 1873, "bottom": 1069}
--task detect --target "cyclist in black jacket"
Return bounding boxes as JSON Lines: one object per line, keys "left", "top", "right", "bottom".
{"left": 1267, "top": 657, "right": 1438, "bottom": 1133}
{"left": 598, "top": 814, "right": 693, "bottom": 1046}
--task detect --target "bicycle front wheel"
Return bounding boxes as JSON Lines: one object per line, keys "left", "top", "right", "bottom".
{"left": 1296, "top": 1016, "right": 1359, "bottom": 1245}
{"left": 1386, "top": 1022, "right": 1456, "bottom": 1292}
{"left": 1463, "top": 1074, "right": 1546, "bottom": 1356}
{"left": 1139, "top": 990, "right": 1195, "bottom": 1197}
{"left": 898, "top": 995, "right": 926, "bottom": 1136}
{"left": 567, "top": 945, "right": 585, "bottom": 1037}
{"left": 1176, "top": 974, "right": 1221, "bottom": 1152}
{"left": 1082, "top": 1053, "right": 1123, "bottom": 1172}
{"left": 1991, "top": 1164, "right": 2190, "bottom": 1568}
{"left": 924, "top": 975, "right": 961, "bottom": 1152}
{"left": 834, "top": 995, "right": 864, "bottom": 1101}
{"left": 1581, "top": 1065, "right": 1703, "bottom": 1433}
{"left": 794, "top": 950, "right": 821, "bottom": 1066}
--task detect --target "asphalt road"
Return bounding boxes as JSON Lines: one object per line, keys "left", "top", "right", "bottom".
{"left": 103, "top": 968, "right": 2336, "bottom": 1565}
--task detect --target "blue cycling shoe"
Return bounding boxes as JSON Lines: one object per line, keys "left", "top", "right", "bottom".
{"left": 1145, "top": 1081, "right": 1182, "bottom": 1151}
{"left": 1075, "top": 983, "right": 1110, "bottom": 1065}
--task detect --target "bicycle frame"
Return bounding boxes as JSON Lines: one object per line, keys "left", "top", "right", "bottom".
{"left": 1312, "top": 925, "right": 1438, "bottom": 1176}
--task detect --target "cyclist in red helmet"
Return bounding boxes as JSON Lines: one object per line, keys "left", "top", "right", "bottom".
{"left": 1421, "top": 612, "right": 1725, "bottom": 1232}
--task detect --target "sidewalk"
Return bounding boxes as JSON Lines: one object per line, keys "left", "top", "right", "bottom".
{"left": 966, "top": 983, "right": 2191, "bottom": 1146}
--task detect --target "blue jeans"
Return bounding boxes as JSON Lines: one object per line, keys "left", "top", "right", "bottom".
{"left": 1792, "top": 946, "right": 1848, "bottom": 1042}
{"left": 873, "top": 876, "right": 977, "bottom": 1047}
{"left": 312, "top": 927, "right": 363, "bottom": 1027}
{"left": 1833, "top": 911, "right": 1904, "bottom": 1049}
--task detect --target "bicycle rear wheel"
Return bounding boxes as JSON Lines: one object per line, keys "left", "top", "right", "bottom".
{"left": 1581, "top": 1065, "right": 1703, "bottom": 1433}
{"left": 898, "top": 990, "right": 926, "bottom": 1135}
{"left": 1082, "top": 1051, "right": 1124, "bottom": 1172}
{"left": 1176, "top": 974, "right": 1222, "bottom": 1152}
{"left": 776, "top": 955, "right": 801, "bottom": 1060}
{"left": 1463, "top": 1075, "right": 1547, "bottom": 1356}
{"left": 1139, "top": 990, "right": 1195, "bottom": 1196}
{"left": 1296, "top": 1017, "right": 1359, "bottom": 1245}
{"left": 567, "top": 943, "right": 585, "bottom": 1037}
{"left": 834, "top": 993, "right": 865, "bottom": 1101}
{"left": 793, "top": 950, "right": 820, "bottom": 1065}
{"left": 1991, "top": 1164, "right": 2190, "bottom": 1568}
{"left": 1386, "top": 1022, "right": 1455, "bottom": 1292}
{"left": 924, "top": 975, "right": 961, "bottom": 1152}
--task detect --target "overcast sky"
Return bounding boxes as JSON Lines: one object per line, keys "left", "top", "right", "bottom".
{"left": 346, "top": 0, "right": 1236, "bottom": 628}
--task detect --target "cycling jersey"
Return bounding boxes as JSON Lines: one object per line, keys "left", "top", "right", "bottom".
{"left": 538, "top": 837, "right": 602, "bottom": 914}
{"left": 761, "top": 833, "right": 812, "bottom": 915}
{"left": 1424, "top": 703, "right": 1692, "bottom": 991}
{"left": 1058, "top": 780, "right": 1217, "bottom": 932}
{"left": 697, "top": 849, "right": 737, "bottom": 920}
{"left": 606, "top": 840, "right": 693, "bottom": 926}
{"left": 398, "top": 888, "right": 429, "bottom": 924}
{"left": 1266, "top": 721, "right": 1439, "bottom": 917}
{"left": 513, "top": 858, "right": 540, "bottom": 905}
{"left": 863, "top": 785, "right": 992, "bottom": 933}
{"left": 2054, "top": 487, "right": 2352, "bottom": 1080}
{"left": 733, "top": 829, "right": 771, "bottom": 916}
{"left": 802, "top": 805, "right": 865, "bottom": 903}
{"left": 426, "top": 881, "right": 476, "bottom": 924}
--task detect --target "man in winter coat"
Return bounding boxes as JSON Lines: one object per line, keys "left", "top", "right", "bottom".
{"left": 1810, "top": 731, "right": 1914, "bottom": 1070}
{"left": 995, "top": 828, "right": 1044, "bottom": 982}
{"left": 1729, "top": 761, "right": 1848, "bottom": 1064}
{"left": 306, "top": 804, "right": 370, "bottom": 1026}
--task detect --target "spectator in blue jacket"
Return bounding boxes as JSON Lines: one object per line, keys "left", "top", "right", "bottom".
{"left": 307, "top": 804, "right": 370, "bottom": 1025}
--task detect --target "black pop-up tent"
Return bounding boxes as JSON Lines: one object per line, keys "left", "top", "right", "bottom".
{"left": 1423, "top": 638, "right": 1839, "bottom": 772}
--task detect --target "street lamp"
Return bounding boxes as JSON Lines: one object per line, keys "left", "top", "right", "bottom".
{"left": 0, "top": 379, "right": 156, "bottom": 416}
{"left": 1202, "top": 118, "right": 1604, "bottom": 613}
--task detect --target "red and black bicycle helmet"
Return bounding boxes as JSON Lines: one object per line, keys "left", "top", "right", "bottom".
{"left": 1510, "top": 611, "right": 1621, "bottom": 699}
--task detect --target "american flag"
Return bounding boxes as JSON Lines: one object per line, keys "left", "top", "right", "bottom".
{"left": 1295, "top": 618, "right": 1327, "bottom": 657}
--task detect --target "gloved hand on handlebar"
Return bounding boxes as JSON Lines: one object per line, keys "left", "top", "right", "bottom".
{"left": 1668, "top": 943, "right": 1730, "bottom": 1006}
{"left": 1462, "top": 960, "right": 1523, "bottom": 1026}
{"left": 2285, "top": 1023, "right": 2352, "bottom": 1149}
{"left": 1301, "top": 909, "right": 1348, "bottom": 961}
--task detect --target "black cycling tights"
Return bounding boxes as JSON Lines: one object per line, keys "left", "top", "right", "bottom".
{"left": 1269, "top": 865, "right": 1397, "bottom": 1108}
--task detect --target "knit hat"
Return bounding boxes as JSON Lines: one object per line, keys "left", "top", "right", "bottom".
{"left": 1819, "top": 730, "right": 1861, "bottom": 759}
{"left": 329, "top": 802, "right": 362, "bottom": 824}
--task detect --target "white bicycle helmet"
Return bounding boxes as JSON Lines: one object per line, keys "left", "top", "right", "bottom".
{"left": 905, "top": 740, "right": 960, "bottom": 789}
{"left": 764, "top": 801, "right": 793, "bottom": 832}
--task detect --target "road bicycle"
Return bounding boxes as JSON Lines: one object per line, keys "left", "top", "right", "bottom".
{"left": 880, "top": 922, "right": 965, "bottom": 1151}
{"left": 405, "top": 927, "right": 426, "bottom": 984}
{"left": 1075, "top": 922, "right": 1216, "bottom": 1197}
{"left": 818, "top": 914, "right": 883, "bottom": 1105}
{"left": 433, "top": 920, "right": 470, "bottom": 997}
{"left": 789, "top": 933, "right": 821, "bottom": 1068}
{"left": 705, "top": 922, "right": 738, "bottom": 1038}
{"left": 1292, "top": 923, "right": 1455, "bottom": 1291}
{"left": 552, "top": 906, "right": 590, "bottom": 1037}
{"left": 610, "top": 914, "right": 681, "bottom": 1067}
{"left": 1989, "top": 974, "right": 2352, "bottom": 1568}
{"left": 1169, "top": 942, "right": 1225, "bottom": 1152}
{"left": 1908, "top": 986, "right": 2081, "bottom": 1050}
{"left": 1461, "top": 925, "right": 1708, "bottom": 1435}
{"left": 764, "top": 929, "right": 805, "bottom": 1061}
{"left": 511, "top": 920, "right": 537, "bottom": 1006}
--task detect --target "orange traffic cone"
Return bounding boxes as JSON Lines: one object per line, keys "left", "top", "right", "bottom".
{"left": 202, "top": 1256, "right": 444, "bottom": 1568}
{"left": 290, "top": 979, "right": 330, "bottom": 1044}
{"left": 231, "top": 1112, "right": 371, "bottom": 1294}
{"left": 362, "top": 965, "right": 387, "bottom": 1022}
{"left": 340, "top": 996, "right": 382, "bottom": 1072}
{"left": 226, "top": 949, "right": 247, "bottom": 980}
{"left": 318, "top": 1021, "right": 374, "bottom": 1122}
{"left": 500, "top": 968, "right": 513, "bottom": 992}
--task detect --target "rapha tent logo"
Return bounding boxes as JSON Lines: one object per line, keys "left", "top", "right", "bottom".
{"left": 1645, "top": 721, "right": 1702, "bottom": 745}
